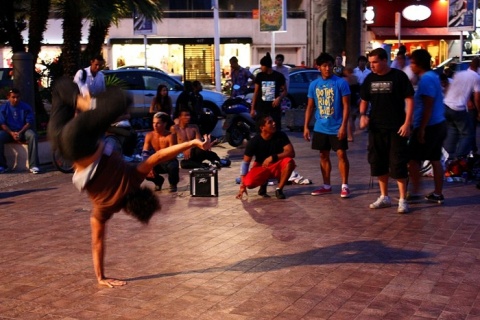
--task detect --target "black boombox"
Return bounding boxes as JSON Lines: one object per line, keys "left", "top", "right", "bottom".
{"left": 189, "top": 168, "right": 219, "bottom": 197}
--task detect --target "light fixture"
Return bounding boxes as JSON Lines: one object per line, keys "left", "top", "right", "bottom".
{"left": 365, "top": 6, "right": 375, "bottom": 24}
{"left": 402, "top": 5, "right": 431, "bottom": 21}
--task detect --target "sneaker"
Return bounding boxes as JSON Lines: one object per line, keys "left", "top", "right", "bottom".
{"left": 311, "top": 186, "right": 332, "bottom": 196}
{"left": 169, "top": 185, "right": 177, "bottom": 193}
{"left": 258, "top": 184, "right": 270, "bottom": 198}
{"left": 340, "top": 186, "right": 351, "bottom": 198}
{"left": 29, "top": 167, "right": 40, "bottom": 174}
{"left": 398, "top": 199, "right": 409, "bottom": 214}
{"left": 275, "top": 188, "right": 286, "bottom": 199}
{"left": 369, "top": 196, "right": 392, "bottom": 209}
{"left": 406, "top": 193, "right": 423, "bottom": 204}
{"left": 0, "top": 166, "right": 7, "bottom": 174}
{"left": 425, "top": 192, "right": 444, "bottom": 204}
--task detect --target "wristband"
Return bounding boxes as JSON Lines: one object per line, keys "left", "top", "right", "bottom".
{"left": 360, "top": 112, "right": 367, "bottom": 116}
{"left": 240, "top": 161, "right": 250, "bottom": 176}
{"left": 271, "top": 154, "right": 279, "bottom": 163}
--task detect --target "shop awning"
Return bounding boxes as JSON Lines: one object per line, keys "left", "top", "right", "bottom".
{"left": 369, "top": 27, "right": 461, "bottom": 40}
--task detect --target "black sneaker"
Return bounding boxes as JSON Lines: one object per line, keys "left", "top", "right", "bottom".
{"left": 406, "top": 193, "right": 423, "bottom": 204}
{"left": 275, "top": 188, "right": 286, "bottom": 199}
{"left": 258, "top": 184, "right": 270, "bottom": 198}
{"left": 169, "top": 185, "right": 177, "bottom": 193}
{"left": 425, "top": 192, "right": 444, "bottom": 204}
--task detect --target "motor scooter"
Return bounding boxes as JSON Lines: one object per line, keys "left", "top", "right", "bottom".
{"left": 222, "top": 85, "right": 256, "bottom": 147}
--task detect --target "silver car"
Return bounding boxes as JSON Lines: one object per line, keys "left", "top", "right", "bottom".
{"left": 102, "top": 69, "right": 227, "bottom": 121}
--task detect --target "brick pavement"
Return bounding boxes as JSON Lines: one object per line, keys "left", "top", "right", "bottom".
{"left": 1, "top": 129, "right": 480, "bottom": 319}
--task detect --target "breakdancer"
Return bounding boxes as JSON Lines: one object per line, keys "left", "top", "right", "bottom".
{"left": 48, "top": 78, "right": 211, "bottom": 287}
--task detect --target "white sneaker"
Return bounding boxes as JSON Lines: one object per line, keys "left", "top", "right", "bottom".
{"left": 369, "top": 196, "right": 391, "bottom": 209}
{"left": 29, "top": 167, "right": 40, "bottom": 174}
{"left": 397, "top": 199, "right": 409, "bottom": 214}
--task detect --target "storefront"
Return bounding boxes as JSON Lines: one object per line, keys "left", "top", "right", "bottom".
{"left": 108, "top": 37, "right": 252, "bottom": 85}
{"left": 365, "top": 0, "right": 460, "bottom": 66}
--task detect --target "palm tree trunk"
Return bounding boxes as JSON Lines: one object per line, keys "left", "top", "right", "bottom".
{"left": 28, "top": 0, "right": 51, "bottom": 116}
{"left": 345, "top": 0, "right": 362, "bottom": 66}
{"left": 61, "top": 0, "right": 83, "bottom": 77}
{"left": 81, "top": 19, "right": 110, "bottom": 66}
{"left": 325, "top": 0, "right": 344, "bottom": 57}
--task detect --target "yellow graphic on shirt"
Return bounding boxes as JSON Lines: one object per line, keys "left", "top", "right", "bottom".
{"left": 316, "top": 85, "right": 334, "bottom": 118}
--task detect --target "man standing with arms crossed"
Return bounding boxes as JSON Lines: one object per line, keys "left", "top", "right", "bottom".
{"left": 304, "top": 53, "right": 351, "bottom": 198}
{"left": 359, "top": 48, "right": 414, "bottom": 213}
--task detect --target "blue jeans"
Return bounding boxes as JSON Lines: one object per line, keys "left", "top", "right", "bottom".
{"left": 0, "top": 129, "right": 39, "bottom": 169}
{"left": 444, "top": 106, "right": 474, "bottom": 159}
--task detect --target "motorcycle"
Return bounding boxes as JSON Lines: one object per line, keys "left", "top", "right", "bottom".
{"left": 222, "top": 85, "right": 256, "bottom": 147}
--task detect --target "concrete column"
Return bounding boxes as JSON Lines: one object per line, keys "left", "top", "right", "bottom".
{"left": 12, "top": 52, "right": 36, "bottom": 129}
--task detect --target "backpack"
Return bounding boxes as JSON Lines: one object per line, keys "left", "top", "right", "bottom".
{"left": 81, "top": 69, "right": 87, "bottom": 84}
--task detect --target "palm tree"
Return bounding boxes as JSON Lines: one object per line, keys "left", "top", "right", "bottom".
{"left": 81, "top": 0, "right": 163, "bottom": 66}
{"left": 325, "top": 0, "right": 344, "bottom": 57}
{"left": 345, "top": 0, "right": 362, "bottom": 65}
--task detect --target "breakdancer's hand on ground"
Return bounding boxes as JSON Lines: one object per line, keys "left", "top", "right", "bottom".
{"left": 98, "top": 278, "right": 127, "bottom": 288}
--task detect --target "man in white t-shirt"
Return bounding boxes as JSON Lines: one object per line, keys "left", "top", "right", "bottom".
{"left": 443, "top": 58, "right": 480, "bottom": 159}
{"left": 73, "top": 55, "right": 106, "bottom": 97}
{"left": 272, "top": 54, "right": 290, "bottom": 90}
{"left": 353, "top": 55, "right": 371, "bottom": 85}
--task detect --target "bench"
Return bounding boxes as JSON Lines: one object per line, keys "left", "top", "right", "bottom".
{"left": 4, "top": 138, "right": 52, "bottom": 171}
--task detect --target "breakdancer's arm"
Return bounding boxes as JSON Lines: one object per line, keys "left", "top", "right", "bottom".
{"left": 136, "top": 135, "right": 212, "bottom": 175}
{"left": 90, "top": 215, "right": 127, "bottom": 288}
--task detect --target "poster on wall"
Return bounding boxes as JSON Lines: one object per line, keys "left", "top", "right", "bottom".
{"left": 448, "top": 0, "right": 477, "bottom": 31}
{"left": 133, "top": 11, "right": 156, "bottom": 35}
{"left": 259, "top": 0, "right": 286, "bottom": 32}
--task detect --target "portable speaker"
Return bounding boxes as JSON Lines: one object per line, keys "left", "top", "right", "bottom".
{"left": 190, "top": 168, "right": 218, "bottom": 197}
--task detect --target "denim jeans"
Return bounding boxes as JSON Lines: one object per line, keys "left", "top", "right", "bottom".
{"left": 443, "top": 106, "right": 474, "bottom": 159}
{"left": 0, "top": 129, "right": 39, "bottom": 169}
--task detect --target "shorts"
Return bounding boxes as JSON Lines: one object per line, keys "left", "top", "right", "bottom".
{"left": 311, "top": 131, "right": 348, "bottom": 152}
{"left": 243, "top": 157, "right": 295, "bottom": 188}
{"left": 409, "top": 121, "right": 447, "bottom": 161}
{"left": 368, "top": 128, "right": 409, "bottom": 179}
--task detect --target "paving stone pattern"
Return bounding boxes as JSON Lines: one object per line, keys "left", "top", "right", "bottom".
{"left": 1, "top": 130, "right": 480, "bottom": 319}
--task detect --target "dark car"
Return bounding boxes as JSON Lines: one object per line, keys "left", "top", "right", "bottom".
{"left": 283, "top": 67, "right": 320, "bottom": 110}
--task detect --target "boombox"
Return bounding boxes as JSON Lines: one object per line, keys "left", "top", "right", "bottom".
{"left": 189, "top": 168, "right": 218, "bottom": 197}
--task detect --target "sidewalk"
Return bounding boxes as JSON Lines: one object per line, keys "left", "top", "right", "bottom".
{"left": 1, "top": 128, "right": 480, "bottom": 319}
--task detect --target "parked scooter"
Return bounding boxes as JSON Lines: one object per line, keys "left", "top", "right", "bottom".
{"left": 222, "top": 85, "right": 256, "bottom": 147}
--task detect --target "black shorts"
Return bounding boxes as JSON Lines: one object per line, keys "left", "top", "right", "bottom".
{"left": 368, "top": 128, "right": 409, "bottom": 179}
{"left": 409, "top": 121, "right": 447, "bottom": 161}
{"left": 311, "top": 131, "right": 348, "bottom": 151}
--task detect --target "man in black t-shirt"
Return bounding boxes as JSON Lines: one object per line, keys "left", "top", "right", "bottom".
{"left": 359, "top": 47, "right": 414, "bottom": 214}
{"left": 236, "top": 114, "right": 296, "bottom": 200}
{"left": 251, "top": 52, "right": 287, "bottom": 131}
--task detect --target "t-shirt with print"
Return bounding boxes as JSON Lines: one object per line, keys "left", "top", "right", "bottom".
{"left": 413, "top": 70, "right": 445, "bottom": 128}
{"left": 245, "top": 130, "right": 291, "bottom": 164}
{"left": 360, "top": 68, "right": 414, "bottom": 130}
{"left": 254, "top": 70, "right": 286, "bottom": 116}
{"left": 307, "top": 75, "right": 351, "bottom": 135}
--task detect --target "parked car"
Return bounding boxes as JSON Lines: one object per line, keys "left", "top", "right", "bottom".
{"left": 102, "top": 69, "right": 227, "bottom": 128}
{"left": 117, "top": 65, "right": 183, "bottom": 81}
{"left": 283, "top": 67, "right": 320, "bottom": 110}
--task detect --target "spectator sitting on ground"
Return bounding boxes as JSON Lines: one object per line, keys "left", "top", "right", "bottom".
{"left": 0, "top": 88, "right": 41, "bottom": 174}
{"left": 142, "top": 112, "right": 179, "bottom": 192}
{"left": 170, "top": 107, "right": 222, "bottom": 169}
